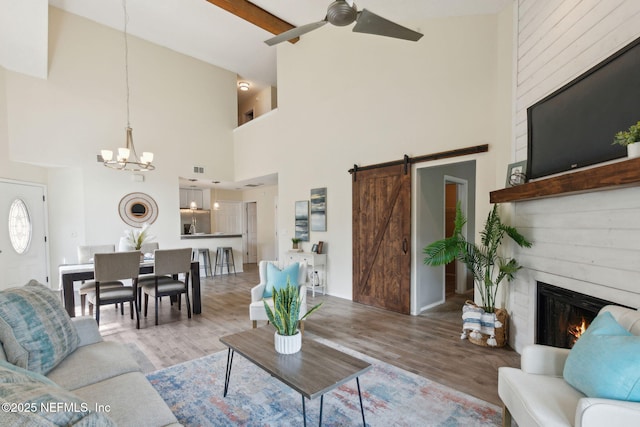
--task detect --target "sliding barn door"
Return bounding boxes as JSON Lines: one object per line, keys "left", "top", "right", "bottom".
{"left": 352, "top": 164, "right": 411, "bottom": 314}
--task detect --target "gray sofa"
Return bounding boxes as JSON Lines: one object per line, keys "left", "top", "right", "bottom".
{"left": 0, "top": 281, "right": 180, "bottom": 426}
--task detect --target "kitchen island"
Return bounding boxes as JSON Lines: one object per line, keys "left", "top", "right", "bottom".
{"left": 181, "top": 234, "right": 243, "bottom": 274}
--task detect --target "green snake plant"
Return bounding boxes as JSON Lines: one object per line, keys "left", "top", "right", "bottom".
{"left": 423, "top": 203, "right": 532, "bottom": 313}
{"left": 264, "top": 281, "right": 323, "bottom": 336}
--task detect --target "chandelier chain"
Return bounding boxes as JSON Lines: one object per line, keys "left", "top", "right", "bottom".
{"left": 123, "top": 0, "right": 130, "bottom": 128}
{"left": 100, "top": 0, "right": 155, "bottom": 172}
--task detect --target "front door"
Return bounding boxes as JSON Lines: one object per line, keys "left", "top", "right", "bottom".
{"left": 352, "top": 164, "right": 411, "bottom": 314}
{"left": 0, "top": 180, "right": 49, "bottom": 289}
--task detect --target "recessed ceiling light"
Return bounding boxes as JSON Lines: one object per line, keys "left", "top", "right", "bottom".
{"left": 238, "top": 82, "right": 250, "bottom": 91}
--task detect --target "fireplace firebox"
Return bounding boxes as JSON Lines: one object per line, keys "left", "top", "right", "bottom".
{"left": 536, "top": 282, "right": 627, "bottom": 349}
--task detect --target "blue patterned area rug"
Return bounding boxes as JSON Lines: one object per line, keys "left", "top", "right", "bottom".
{"left": 146, "top": 338, "right": 501, "bottom": 426}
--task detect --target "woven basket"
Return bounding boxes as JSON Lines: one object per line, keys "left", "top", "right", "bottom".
{"left": 465, "top": 301, "right": 509, "bottom": 348}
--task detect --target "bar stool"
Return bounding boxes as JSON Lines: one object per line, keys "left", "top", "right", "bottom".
{"left": 214, "top": 247, "right": 236, "bottom": 276}
{"left": 191, "top": 248, "right": 212, "bottom": 278}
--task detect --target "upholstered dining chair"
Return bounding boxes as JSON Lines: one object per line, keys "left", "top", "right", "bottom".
{"left": 249, "top": 260, "right": 308, "bottom": 331}
{"left": 76, "top": 244, "right": 121, "bottom": 316}
{"left": 139, "top": 248, "right": 192, "bottom": 326}
{"left": 87, "top": 251, "right": 141, "bottom": 329}
{"left": 140, "top": 242, "right": 159, "bottom": 256}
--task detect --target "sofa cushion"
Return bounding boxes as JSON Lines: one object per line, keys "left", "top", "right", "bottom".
{"left": 0, "top": 281, "right": 79, "bottom": 375}
{"left": 73, "top": 371, "right": 179, "bottom": 427}
{"left": 0, "top": 360, "right": 116, "bottom": 426}
{"left": 46, "top": 341, "right": 141, "bottom": 391}
{"left": 499, "top": 366, "right": 582, "bottom": 427}
{"left": 564, "top": 311, "right": 640, "bottom": 401}
{"left": 263, "top": 263, "right": 299, "bottom": 298}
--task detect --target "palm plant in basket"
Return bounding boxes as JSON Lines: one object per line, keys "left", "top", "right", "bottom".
{"left": 422, "top": 203, "right": 532, "bottom": 314}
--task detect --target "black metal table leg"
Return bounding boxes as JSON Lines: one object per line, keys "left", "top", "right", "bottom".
{"left": 357, "top": 377, "right": 366, "bottom": 426}
{"left": 319, "top": 395, "right": 324, "bottom": 426}
{"left": 302, "top": 395, "right": 307, "bottom": 427}
{"left": 223, "top": 349, "right": 234, "bottom": 397}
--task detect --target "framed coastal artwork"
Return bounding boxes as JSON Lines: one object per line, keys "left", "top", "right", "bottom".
{"left": 294, "top": 200, "right": 309, "bottom": 241}
{"left": 310, "top": 187, "right": 327, "bottom": 232}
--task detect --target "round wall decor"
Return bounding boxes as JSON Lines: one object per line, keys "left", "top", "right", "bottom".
{"left": 118, "top": 192, "right": 158, "bottom": 227}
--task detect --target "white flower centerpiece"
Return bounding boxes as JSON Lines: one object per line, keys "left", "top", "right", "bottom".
{"left": 123, "top": 223, "right": 155, "bottom": 259}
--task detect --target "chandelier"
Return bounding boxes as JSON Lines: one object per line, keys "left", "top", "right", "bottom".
{"left": 101, "top": 0, "right": 155, "bottom": 171}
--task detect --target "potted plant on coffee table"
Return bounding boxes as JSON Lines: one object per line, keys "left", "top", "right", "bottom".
{"left": 423, "top": 203, "right": 531, "bottom": 347}
{"left": 264, "top": 281, "right": 322, "bottom": 354}
{"left": 613, "top": 120, "right": 640, "bottom": 158}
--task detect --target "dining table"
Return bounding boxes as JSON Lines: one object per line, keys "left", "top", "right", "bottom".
{"left": 58, "top": 259, "right": 201, "bottom": 318}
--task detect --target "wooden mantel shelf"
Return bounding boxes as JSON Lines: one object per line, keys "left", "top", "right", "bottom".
{"left": 490, "top": 157, "right": 640, "bottom": 203}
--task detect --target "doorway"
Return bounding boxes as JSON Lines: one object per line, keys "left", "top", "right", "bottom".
{"left": 244, "top": 201, "right": 257, "bottom": 264}
{"left": 445, "top": 183, "right": 457, "bottom": 297}
{"left": 413, "top": 161, "right": 475, "bottom": 314}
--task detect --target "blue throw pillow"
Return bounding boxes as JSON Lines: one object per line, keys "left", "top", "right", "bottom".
{"left": 263, "top": 263, "right": 299, "bottom": 298}
{"left": 563, "top": 311, "right": 640, "bottom": 401}
{"left": 0, "top": 281, "right": 80, "bottom": 375}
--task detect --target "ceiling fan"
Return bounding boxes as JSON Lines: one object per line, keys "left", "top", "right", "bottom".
{"left": 264, "top": 0, "right": 423, "bottom": 46}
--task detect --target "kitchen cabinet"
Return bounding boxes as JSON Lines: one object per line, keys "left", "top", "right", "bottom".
{"left": 180, "top": 188, "right": 204, "bottom": 209}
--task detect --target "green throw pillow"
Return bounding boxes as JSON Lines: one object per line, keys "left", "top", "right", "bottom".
{"left": 263, "top": 263, "right": 299, "bottom": 298}
{"left": 0, "top": 281, "right": 80, "bottom": 375}
{"left": 0, "top": 360, "right": 116, "bottom": 426}
{"left": 563, "top": 311, "right": 640, "bottom": 401}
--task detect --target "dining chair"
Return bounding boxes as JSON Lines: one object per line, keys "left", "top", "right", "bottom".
{"left": 76, "top": 244, "right": 123, "bottom": 316}
{"left": 87, "top": 251, "right": 141, "bottom": 329}
{"left": 139, "top": 248, "right": 192, "bottom": 326}
{"left": 140, "top": 242, "right": 159, "bottom": 256}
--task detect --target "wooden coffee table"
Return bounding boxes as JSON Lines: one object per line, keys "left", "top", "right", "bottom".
{"left": 220, "top": 327, "right": 371, "bottom": 426}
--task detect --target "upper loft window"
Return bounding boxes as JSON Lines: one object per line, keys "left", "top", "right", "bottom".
{"left": 8, "top": 199, "right": 32, "bottom": 254}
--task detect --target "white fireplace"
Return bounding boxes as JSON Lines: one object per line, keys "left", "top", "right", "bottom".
{"left": 505, "top": 185, "right": 640, "bottom": 353}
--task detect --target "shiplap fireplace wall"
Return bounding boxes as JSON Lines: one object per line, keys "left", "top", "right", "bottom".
{"left": 508, "top": 187, "right": 640, "bottom": 352}
{"left": 507, "top": 1, "right": 640, "bottom": 352}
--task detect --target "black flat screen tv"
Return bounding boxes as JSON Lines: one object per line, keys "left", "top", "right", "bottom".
{"left": 527, "top": 36, "right": 640, "bottom": 180}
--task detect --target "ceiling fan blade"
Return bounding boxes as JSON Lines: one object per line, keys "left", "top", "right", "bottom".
{"left": 264, "top": 20, "right": 328, "bottom": 46}
{"left": 353, "top": 9, "right": 423, "bottom": 42}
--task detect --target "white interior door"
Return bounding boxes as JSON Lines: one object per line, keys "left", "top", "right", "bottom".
{"left": 0, "top": 180, "right": 49, "bottom": 289}
{"left": 246, "top": 201, "right": 257, "bottom": 263}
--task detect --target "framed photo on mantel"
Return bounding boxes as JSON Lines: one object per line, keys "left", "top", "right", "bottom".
{"left": 506, "top": 161, "right": 527, "bottom": 187}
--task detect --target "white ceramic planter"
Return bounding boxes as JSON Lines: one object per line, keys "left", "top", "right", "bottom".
{"left": 274, "top": 330, "right": 301, "bottom": 354}
{"left": 628, "top": 143, "right": 640, "bottom": 159}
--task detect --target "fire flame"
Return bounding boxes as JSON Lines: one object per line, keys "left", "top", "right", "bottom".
{"left": 569, "top": 318, "right": 588, "bottom": 344}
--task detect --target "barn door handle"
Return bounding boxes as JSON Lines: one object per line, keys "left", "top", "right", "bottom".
{"left": 402, "top": 238, "right": 408, "bottom": 254}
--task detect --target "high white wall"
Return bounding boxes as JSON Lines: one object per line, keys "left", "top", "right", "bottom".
{"left": 0, "top": 67, "right": 47, "bottom": 183}
{"left": 2, "top": 7, "right": 237, "bottom": 288}
{"left": 508, "top": 0, "right": 640, "bottom": 352}
{"left": 234, "top": 8, "right": 515, "bottom": 301}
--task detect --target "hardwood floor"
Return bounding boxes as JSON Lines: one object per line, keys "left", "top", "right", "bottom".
{"left": 95, "top": 264, "right": 520, "bottom": 407}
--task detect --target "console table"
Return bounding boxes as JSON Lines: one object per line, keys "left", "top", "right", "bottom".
{"left": 286, "top": 251, "right": 327, "bottom": 297}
